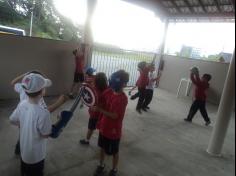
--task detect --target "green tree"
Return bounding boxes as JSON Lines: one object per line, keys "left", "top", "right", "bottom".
{"left": 0, "top": 0, "right": 81, "bottom": 41}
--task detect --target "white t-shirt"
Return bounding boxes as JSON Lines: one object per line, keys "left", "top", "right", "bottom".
{"left": 14, "top": 83, "right": 47, "bottom": 109}
{"left": 10, "top": 100, "right": 52, "bottom": 164}
{"left": 146, "top": 72, "right": 157, "bottom": 90}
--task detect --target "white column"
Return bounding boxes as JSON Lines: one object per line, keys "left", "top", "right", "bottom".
{"left": 207, "top": 51, "right": 235, "bottom": 156}
{"left": 159, "top": 19, "right": 169, "bottom": 61}
{"left": 156, "top": 19, "right": 169, "bottom": 87}
{"left": 84, "top": 0, "right": 97, "bottom": 67}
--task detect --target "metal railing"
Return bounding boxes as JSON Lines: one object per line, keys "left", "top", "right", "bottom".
{"left": 91, "top": 45, "right": 159, "bottom": 86}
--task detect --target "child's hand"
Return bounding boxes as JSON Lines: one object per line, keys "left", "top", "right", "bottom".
{"left": 91, "top": 106, "right": 99, "bottom": 112}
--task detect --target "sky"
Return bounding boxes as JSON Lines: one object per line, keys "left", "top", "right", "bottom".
{"left": 54, "top": 0, "right": 235, "bottom": 54}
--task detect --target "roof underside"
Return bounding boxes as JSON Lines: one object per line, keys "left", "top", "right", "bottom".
{"left": 123, "top": 0, "right": 235, "bottom": 22}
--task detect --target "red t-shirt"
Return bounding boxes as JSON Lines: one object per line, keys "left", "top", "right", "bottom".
{"left": 75, "top": 54, "right": 85, "bottom": 74}
{"left": 136, "top": 67, "right": 150, "bottom": 89}
{"left": 191, "top": 73, "right": 209, "bottom": 101}
{"left": 98, "top": 88, "right": 128, "bottom": 140}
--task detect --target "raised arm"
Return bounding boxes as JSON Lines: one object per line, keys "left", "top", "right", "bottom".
{"left": 11, "top": 73, "right": 26, "bottom": 86}
{"left": 190, "top": 73, "right": 201, "bottom": 86}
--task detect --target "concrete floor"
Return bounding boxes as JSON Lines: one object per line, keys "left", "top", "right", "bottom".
{"left": 0, "top": 89, "right": 235, "bottom": 176}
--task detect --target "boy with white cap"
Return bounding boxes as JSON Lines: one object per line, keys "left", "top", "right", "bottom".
{"left": 10, "top": 73, "right": 52, "bottom": 176}
{"left": 11, "top": 71, "right": 68, "bottom": 156}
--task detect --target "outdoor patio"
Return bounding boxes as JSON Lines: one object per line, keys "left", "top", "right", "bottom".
{"left": 0, "top": 89, "right": 234, "bottom": 176}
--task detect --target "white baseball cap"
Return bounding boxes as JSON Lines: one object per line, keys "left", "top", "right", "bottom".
{"left": 22, "top": 73, "right": 52, "bottom": 93}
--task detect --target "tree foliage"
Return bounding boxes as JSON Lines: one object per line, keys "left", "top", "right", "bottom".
{"left": 0, "top": 0, "right": 81, "bottom": 41}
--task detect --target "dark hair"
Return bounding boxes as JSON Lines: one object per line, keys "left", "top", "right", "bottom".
{"left": 118, "top": 70, "right": 129, "bottom": 85}
{"left": 25, "top": 90, "right": 43, "bottom": 98}
{"left": 203, "top": 74, "right": 212, "bottom": 82}
{"left": 73, "top": 49, "right": 77, "bottom": 56}
{"left": 95, "top": 72, "right": 108, "bottom": 92}
{"left": 138, "top": 61, "right": 147, "bottom": 70}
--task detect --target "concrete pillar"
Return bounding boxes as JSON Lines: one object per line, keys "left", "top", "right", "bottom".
{"left": 156, "top": 19, "right": 169, "bottom": 87}
{"left": 207, "top": 51, "right": 235, "bottom": 156}
{"left": 84, "top": 0, "right": 97, "bottom": 67}
{"left": 159, "top": 19, "right": 169, "bottom": 61}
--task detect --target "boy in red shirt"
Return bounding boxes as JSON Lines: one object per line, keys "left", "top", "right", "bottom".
{"left": 80, "top": 72, "right": 108, "bottom": 145}
{"left": 136, "top": 62, "right": 151, "bottom": 114}
{"left": 92, "top": 70, "right": 129, "bottom": 176}
{"left": 69, "top": 44, "right": 86, "bottom": 98}
{"left": 184, "top": 67, "right": 212, "bottom": 126}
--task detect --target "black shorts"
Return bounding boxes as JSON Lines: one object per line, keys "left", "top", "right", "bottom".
{"left": 74, "top": 72, "right": 84, "bottom": 83}
{"left": 98, "top": 133, "right": 120, "bottom": 155}
{"left": 88, "top": 118, "right": 98, "bottom": 130}
{"left": 21, "top": 159, "right": 45, "bottom": 176}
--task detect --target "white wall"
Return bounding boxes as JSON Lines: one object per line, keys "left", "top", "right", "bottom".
{"left": 0, "top": 35, "right": 77, "bottom": 99}
{"left": 0, "top": 35, "right": 230, "bottom": 104}
{"left": 159, "top": 55, "right": 230, "bottom": 104}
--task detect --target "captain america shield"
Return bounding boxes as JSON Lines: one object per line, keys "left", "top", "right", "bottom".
{"left": 81, "top": 85, "right": 97, "bottom": 107}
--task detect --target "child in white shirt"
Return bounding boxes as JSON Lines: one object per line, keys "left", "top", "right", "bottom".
{"left": 10, "top": 73, "right": 52, "bottom": 176}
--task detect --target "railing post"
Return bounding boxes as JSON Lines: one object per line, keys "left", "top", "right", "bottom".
{"left": 84, "top": 0, "right": 97, "bottom": 67}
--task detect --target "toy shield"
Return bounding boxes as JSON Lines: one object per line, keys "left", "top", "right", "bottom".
{"left": 81, "top": 84, "right": 97, "bottom": 107}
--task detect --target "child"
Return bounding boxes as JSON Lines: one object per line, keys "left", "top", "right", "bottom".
{"left": 84, "top": 67, "right": 96, "bottom": 86}
{"left": 92, "top": 70, "right": 129, "bottom": 176}
{"left": 135, "top": 62, "right": 151, "bottom": 114}
{"left": 69, "top": 43, "right": 86, "bottom": 98}
{"left": 184, "top": 67, "right": 212, "bottom": 126}
{"left": 11, "top": 71, "right": 68, "bottom": 155}
{"left": 80, "top": 72, "right": 108, "bottom": 145}
{"left": 10, "top": 73, "right": 52, "bottom": 176}
{"left": 143, "top": 64, "right": 160, "bottom": 110}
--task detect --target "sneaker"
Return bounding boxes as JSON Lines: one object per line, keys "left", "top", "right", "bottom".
{"left": 184, "top": 118, "right": 192, "bottom": 123}
{"left": 68, "top": 93, "right": 75, "bottom": 99}
{"left": 80, "top": 139, "right": 90, "bottom": 145}
{"left": 146, "top": 106, "right": 150, "bottom": 110}
{"left": 80, "top": 103, "right": 84, "bottom": 109}
{"left": 136, "top": 109, "right": 142, "bottom": 114}
{"left": 130, "top": 96, "right": 136, "bottom": 100}
{"left": 205, "top": 120, "right": 211, "bottom": 126}
{"left": 142, "top": 107, "right": 148, "bottom": 112}
{"left": 94, "top": 165, "right": 105, "bottom": 176}
{"left": 109, "top": 169, "right": 118, "bottom": 176}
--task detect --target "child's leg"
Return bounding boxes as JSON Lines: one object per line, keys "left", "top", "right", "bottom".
{"left": 143, "top": 89, "right": 153, "bottom": 108}
{"left": 186, "top": 100, "right": 200, "bottom": 121}
{"left": 136, "top": 88, "right": 146, "bottom": 110}
{"left": 86, "top": 129, "right": 94, "bottom": 140}
{"left": 80, "top": 118, "right": 98, "bottom": 145}
{"left": 100, "top": 149, "right": 106, "bottom": 166}
{"left": 112, "top": 153, "right": 119, "bottom": 170}
{"left": 199, "top": 101, "right": 210, "bottom": 122}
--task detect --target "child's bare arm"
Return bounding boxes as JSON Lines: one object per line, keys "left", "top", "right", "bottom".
{"left": 91, "top": 106, "right": 118, "bottom": 120}
{"left": 47, "top": 95, "right": 68, "bottom": 113}
{"left": 11, "top": 73, "right": 26, "bottom": 86}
